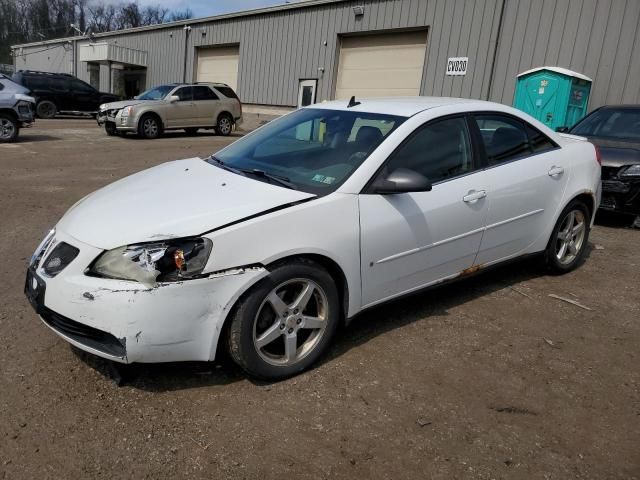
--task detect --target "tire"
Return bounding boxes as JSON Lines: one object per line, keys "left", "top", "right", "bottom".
{"left": 105, "top": 122, "right": 118, "bottom": 136}
{"left": 227, "top": 259, "right": 340, "bottom": 380}
{"left": 0, "top": 113, "right": 19, "bottom": 143}
{"left": 137, "top": 114, "right": 162, "bottom": 139}
{"left": 184, "top": 128, "right": 199, "bottom": 135}
{"left": 216, "top": 113, "right": 233, "bottom": 136}
{"left": 36, "top": 100, "right": 57, "bottom": 119}
{"left": 545, "top": 200, "right": 591, "bottom": 274}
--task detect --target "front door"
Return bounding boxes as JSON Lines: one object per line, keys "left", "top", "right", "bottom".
{"left": 359, "top": 116, "right": 489, "bottom": 307}
{"left": 472, "top": 113, "right": 569, "bottom": 265}
{"left": 297, "top": 80, "right": 317, "bottom": 108}
{"left": 166, "top": 86, "right": 195, "bottom": 127}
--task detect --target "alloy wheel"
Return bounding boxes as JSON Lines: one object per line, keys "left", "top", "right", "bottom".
{"left": 218, "top": 117, "right": 231, "bottom": 135}
{"left": 555, "top": 209, "right": 586, "bottom": 265}
{"left": 143, "top": 118, "right": 158, "bottom": 137}
{"left": 252, "top": 279, "right": 328, "bottom": 366}
{"left": 0, "top": 118, "right": 15, "bottom": 140}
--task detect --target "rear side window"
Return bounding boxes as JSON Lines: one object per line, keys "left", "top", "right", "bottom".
{"left": 475, "top": 114, "right": 533, "bottom": 165}
{"left": 385, "top": 116, "right": 474, "bottom": 184}
{"left": 25, "top": 76, "right": 49, "bottom": 90}
{"left": 193, "top": 86, "right": 218, "bottom": 100}
{"left": 526, "top": 124, "right": 556, "bottom": 153}
{"left": 215, "top": 86, "right": 238, "bottom": 99}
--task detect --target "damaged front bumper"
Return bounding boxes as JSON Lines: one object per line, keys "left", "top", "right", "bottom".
{"left": 25, "top": 229, "right": 267, "bottom": 363}
{"left": 600, "top": 178, "right": 640, "bottom": 216}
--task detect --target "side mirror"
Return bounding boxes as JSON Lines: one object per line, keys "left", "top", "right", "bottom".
{"left": 169, "top": 95, "right": 180, "bottom": 103}
{"left": 556, "top": 126, "right": 570, "bottom": 133}
{"left": 372, "top": 168, "right": 432, "bottom": 195}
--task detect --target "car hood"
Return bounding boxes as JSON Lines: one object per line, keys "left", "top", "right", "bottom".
{"left": 585, "top": 136, "right": 640, "bottom": 168}
{"left": 57, "top": 158, "right": 315, "bottom": 250}
{"left": 99, "top": 99, "right": 163, "bottom": 110}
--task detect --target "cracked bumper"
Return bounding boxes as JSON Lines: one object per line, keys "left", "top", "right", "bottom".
{"left": 25, "top": 229, "right": 267, "bottom": 363}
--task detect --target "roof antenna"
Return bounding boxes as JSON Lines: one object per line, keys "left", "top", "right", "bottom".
{"left": 347, "top": 95, "right": 361, "bottom": 108}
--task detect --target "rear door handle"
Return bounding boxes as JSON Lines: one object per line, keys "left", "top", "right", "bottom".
{"left": 548, "top": 166, "right": 564, "bottom": 177}
{"left": 463, "top": 190, "right": 487, "bottom": 203}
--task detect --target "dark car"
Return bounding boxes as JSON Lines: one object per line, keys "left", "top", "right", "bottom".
{"left": 561, "top": 105, "right": 640, "bottom": 219}
{"left": 11, "top": 70, "right": 120, "bottom": 119}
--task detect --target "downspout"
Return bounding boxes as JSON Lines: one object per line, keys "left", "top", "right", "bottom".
{"left": 182, "top": 25, "right": 191, "bottom": 83}
{"left": 486, "top": 0, "right": 507, "bottom": 101}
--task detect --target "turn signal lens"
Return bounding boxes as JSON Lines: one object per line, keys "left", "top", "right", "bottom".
{"left": 174, "top": 249, "right": 186, "bottom": 270}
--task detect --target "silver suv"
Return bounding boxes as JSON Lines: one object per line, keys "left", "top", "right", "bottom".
{"left": 0, "top": 74, "right": 35, "bottom": 143}
{"left": 97, "top": 82, "right": 242, "bottom": 139}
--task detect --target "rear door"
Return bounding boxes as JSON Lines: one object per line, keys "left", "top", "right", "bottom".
{"left": 192, "top": 85, "right": 220, "bottom": 126}
{"left": 359, "top": 115, "right": 489, "bottom": 306}
{"left": 166, "top": 86, "right": 195, "bottom": 127}
{"left": 472, "top": 113, "right": 568, "bottom": 265}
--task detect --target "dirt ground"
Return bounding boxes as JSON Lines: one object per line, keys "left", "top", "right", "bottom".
{"left": 1, "top": 119, "right": 639, "bottom": 480}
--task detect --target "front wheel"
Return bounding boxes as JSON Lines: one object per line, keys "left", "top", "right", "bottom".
{"left": 545, "top": 200, "right": 590, "bottom": 274}
{"left": 0, "top": 113, "right": 19, "bottom": 142}
{"left": 137, "top": 114, "right": 162, "bottom": 139}
{"left": 216, "top": 113, "right": 233, "bottom": 136}
{"left": 227, "top": 260, "right": 340, "bottom": 380}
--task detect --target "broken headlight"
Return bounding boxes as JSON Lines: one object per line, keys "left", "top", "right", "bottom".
{"left": 90, "top": 238, "right": 212, "bottom": 288}
{"left": 620, "top": 165, "right": 640, "bottom": 177}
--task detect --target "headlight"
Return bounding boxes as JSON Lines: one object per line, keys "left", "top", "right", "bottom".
{"left": 120, "top": 106, "right": 133, "bottom": 117}
{"left": 620, "top": 164, "right": 640, "bottom": 177}
{"left": 15, "top": 93, "right": 35, "bottom": 103}
{"left": 90, "top": 238, "right": 212, "bottom": 288}
{"left": 30, "top": 229, "right": 55, "bottom": 267}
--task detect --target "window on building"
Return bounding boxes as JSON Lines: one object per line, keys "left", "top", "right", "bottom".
{"left": 384, "top": 116, "right": 474, "bottom": 184}
{"left": 193, "top": 86, "right": 218, "bottom": 101}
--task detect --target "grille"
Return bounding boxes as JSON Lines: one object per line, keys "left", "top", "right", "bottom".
{"left": 601, "top": 166, "right": 620, "bottom": 180}
{"left": 40, "top": 307, "right": 126, "bottom": 358}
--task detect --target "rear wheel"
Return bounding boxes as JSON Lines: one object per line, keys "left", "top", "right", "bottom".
{"left": 0, "top": 113, "right": 19, "bottom": 143}
{"left": 36, "top": 100, "right": 57, "bottom": 119}
{"left": 227, "top": 260, "right": 340, "bottom": 380}
{"left": 545, "top": 200, "right": 590, "bottom": 274}
{"left": 184, "top": 128, "right": 199, "bottom": 135}
{"left": 104, "top": 122, "right": 118, "bottom": 136}
{"left": 138, "top": 114, "right": 162, "bottom": 139}
{"left": 216, "top": 113, "right": 233, "bottom": 136}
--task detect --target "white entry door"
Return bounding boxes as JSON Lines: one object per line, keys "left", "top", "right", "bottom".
{"left": 298, "top": 79, "right": 317, "bottom": 108}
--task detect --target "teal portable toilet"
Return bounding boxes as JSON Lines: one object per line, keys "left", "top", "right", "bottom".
{"left": 513, "top": 66, "right": 592, "bottom": 130}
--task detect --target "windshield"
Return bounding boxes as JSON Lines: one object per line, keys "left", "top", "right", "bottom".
{"left": 209, "top": 108, "right": 406, "bottom": 194}
{"left": 137, "top": 85, "right": 174, "bottom": 100}
{"left": 571, "top": 108, "right": 640, "bottom": 141}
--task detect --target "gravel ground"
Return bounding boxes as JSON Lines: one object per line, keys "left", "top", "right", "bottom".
{"left": 1, "top": 119, "right": 639, "bottom": 479}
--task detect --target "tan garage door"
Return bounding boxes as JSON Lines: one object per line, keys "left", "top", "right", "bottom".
{"left": 196, "top": 46, "right": 239, "bottom": 90}
{"left": 335, "top": 31, "right": 428, "bottom": 100}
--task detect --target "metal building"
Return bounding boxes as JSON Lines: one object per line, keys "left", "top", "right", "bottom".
{"left": 11, "top": 0, "right": 640, "bottom": 113}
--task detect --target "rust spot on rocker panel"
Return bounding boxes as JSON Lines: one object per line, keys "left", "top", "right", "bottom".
{"left": 459, "top": 264, "right": 482, "bottom": 277}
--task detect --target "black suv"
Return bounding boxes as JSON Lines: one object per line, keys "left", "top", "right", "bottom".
{"left": 11, "top": 71, "right": 120, "bottom": 119}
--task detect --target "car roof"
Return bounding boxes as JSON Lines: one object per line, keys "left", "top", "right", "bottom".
{"left": 309, "top": 96, "right": 498, "bottom": 117}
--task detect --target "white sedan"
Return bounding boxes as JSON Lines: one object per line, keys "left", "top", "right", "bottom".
{"left": 25, "top": 97, "right": 601, "bottom": 380}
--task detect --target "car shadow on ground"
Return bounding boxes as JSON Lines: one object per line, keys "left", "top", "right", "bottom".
{"left": 13, "top": 134, "right": 62, "bottom": 143}
{"left": 74, "top": 252, "right": 571, "bottom": 391}
{"left": 595, "top": 211, "right": 639, "bottom": 229}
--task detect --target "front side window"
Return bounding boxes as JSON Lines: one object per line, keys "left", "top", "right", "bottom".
{"left": 571, "top": 108, "right": 640, "bottom": 141}
{"left": 475, "top": 114, "right": 532, "bottom": 165}
{"left": 71, "top": 79, "right": 94, "bottom": 93}
{"left": 211, "top": 108, "right": 406, "bottom": 195}
{"left": 383, "top": 116, "right": 474, "bottom": 184}
{"left": 174, "top": 87, "right": 193, "bottom": 101}
{"left": 50, "top": 77, "right": 69, "bottom": 93}
{"left": 193, "top": 86, "right": 218, "bottom": 101}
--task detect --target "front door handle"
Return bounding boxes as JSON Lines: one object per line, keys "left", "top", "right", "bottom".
{"left": 463, "top": 190, "right": 487, "bottom": 203}
{"left": 548, "top": 166, "right": 564, "bottom": 177}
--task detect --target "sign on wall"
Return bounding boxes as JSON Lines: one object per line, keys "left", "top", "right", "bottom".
{"left": 446, "top": 57, "right": 468, "bottom": 76}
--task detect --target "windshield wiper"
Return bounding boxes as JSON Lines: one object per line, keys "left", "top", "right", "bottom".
{"left": 208, "top": 156, "right": 297, "bottom": 190}
{"left": 239, "top": 168, "right": 296, "bottom": 189}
